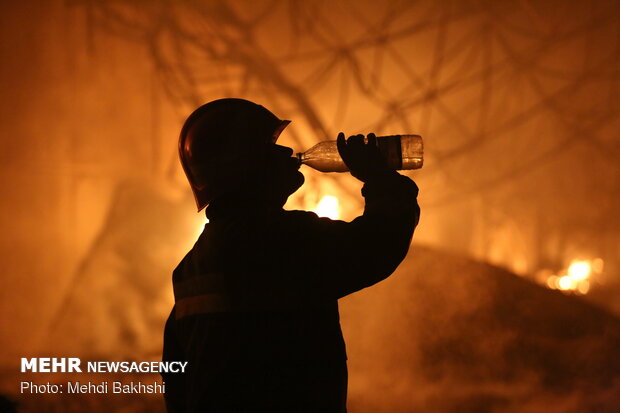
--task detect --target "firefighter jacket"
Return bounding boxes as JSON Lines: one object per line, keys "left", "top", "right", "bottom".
{"left": 162, "top": 171, "right": 419, "bottom": 412}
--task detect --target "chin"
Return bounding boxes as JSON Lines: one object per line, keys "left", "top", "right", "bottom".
{"left": 278, "top": 172, "right": 304, "bottom": 206}
{"left": 292, "top": 171, "right": 305, "bottom": 192}
{"left": 263, "top": 172, "right": 304, "bottom": 207}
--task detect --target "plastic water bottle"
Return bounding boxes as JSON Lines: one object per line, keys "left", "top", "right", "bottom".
{"left": 297, "top": 134, "right": 423, "bottom": 172}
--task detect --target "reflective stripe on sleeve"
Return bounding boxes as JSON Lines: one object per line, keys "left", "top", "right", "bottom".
{"left": 173, "top": 274, "right": 225, "bottom": 300}
{"left": 173, "top": 275, "right": 334, "bottom": 319}
{"left": 175, "top": 293, "right": 234, "bottom": 319}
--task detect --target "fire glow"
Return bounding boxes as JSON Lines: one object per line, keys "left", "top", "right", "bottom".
{"left": 313, "top": 195, "right": 340, "bottom": 220}
{"left": 545, "top": 259, "right": 604, "bottom": 295}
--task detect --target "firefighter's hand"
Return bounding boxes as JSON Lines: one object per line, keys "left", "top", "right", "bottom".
{"left": 337, "top": 132, "right": 391, "bottom": 183}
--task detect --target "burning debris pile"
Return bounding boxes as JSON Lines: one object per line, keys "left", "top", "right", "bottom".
{"left": 341, "top": 246, "right": 620, "bottom": 413}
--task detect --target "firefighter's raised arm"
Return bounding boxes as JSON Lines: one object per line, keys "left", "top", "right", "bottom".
{"left": 276, "top": 132, "right": 420, "bottom": 299}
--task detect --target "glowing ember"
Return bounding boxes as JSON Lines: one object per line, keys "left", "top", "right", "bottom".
{"left": 558, "top": 276, "right": 575, "bottom": 291}
{"left": 567, "top": 260, "right": 591, "bottom": 280}
{"left": 546, "top": 275, "right": 558, "bottom": 289}
{"left": 545, "top": 258, "right": 603, "bottom": 295}
{"left": 577, "top": 280, "right": 590, "bottom": 295}
{"left": 313, "top": 195, "right": 340, "bottom": 220}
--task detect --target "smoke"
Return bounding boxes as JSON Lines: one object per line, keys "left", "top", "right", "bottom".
{"left": 340, "top": 246, "right": 620, "bottom": 412}
{"left": 48, "top": 179, "right": 199, "bottom": 360}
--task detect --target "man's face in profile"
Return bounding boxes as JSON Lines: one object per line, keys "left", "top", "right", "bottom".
{"left": 259, "top": 143, "right": 305, "bottom": 205}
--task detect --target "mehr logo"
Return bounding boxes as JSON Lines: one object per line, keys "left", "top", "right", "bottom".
{"left": 21, "top": 358, "right": 82, "bottom": 373}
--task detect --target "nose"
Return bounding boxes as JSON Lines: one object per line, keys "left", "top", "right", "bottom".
{"left": 274, "top": 144, "right": 294, "bottom": 157}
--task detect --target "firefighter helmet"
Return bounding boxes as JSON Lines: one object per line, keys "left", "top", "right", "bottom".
{"left": 178, "top": 98, "right": 290, "bottom": 211}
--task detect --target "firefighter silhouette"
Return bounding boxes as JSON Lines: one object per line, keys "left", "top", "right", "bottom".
{"left": 163, "top": 98, "right": 419, "bottom": 412}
